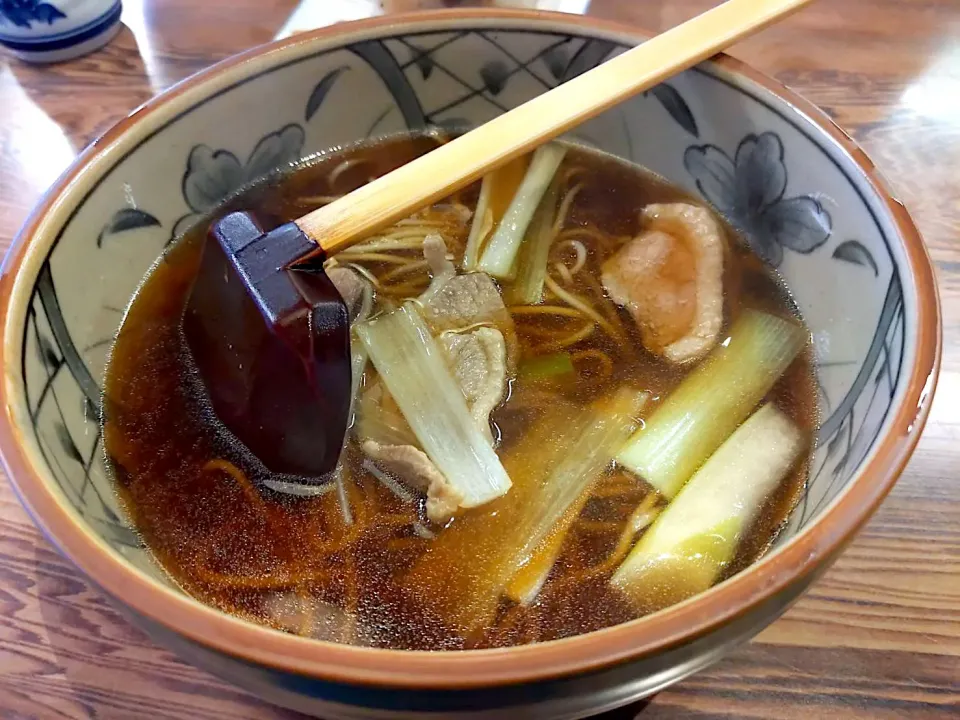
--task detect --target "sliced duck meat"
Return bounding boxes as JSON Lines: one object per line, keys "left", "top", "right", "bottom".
{"left": 362, "top": 440, "right": 463, "bottom": 524}
{"left": 416, "top": 235, "right": 518, "bottom": 366}
{"left": 439, "top": 326, "right": 508, "bottom": 444}
{"left": 601, "top": 202, "right": 724, "bottom": 364}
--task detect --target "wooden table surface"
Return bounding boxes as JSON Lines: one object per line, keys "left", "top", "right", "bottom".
{"left": 0, "top": 0, "right": 957, "bottom": 718}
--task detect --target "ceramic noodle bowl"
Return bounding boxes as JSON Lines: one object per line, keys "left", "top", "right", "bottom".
{"left": 0, "top": 10, "right": 940, "bottom": 719}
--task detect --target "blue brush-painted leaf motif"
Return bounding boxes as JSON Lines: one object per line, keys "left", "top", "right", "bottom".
{"left": 648, "top": 83, "right": 699, "bottom": 138}
{"left": 305, "top": 66, "right": 349, "bottom": 123}
{"left": 542, "top": 44, "right": 569, "bottom": 81}
{"left": 412, "top": 47, "right": 435, "bottom": 81}
{"left": 244, "top": 125, "right": 305, "bottom": 180}
{"left": 685, "top": 132, "right": 832, "bottom": 266}
{"left": 0, "top": 1, "right": 66, "bottom": 28}
{"left": 172, "top": 124, "right": 305, "bottom": 240}
{"left": 479, "top": 59, "right": 509, "bottom": 95}
{"left": 96, "top": 209, "right": 161, "bottom": 248}
{"left": 833, "top": 239, "right": 879, "bottom": 276}
{"left": 560, "top": 39, "right": 615, "bottom": 82}
{"left": 54, "top": 421, "right": 83, "bottom": 465}
{"left": 182, "top": 148, "right": 244, "bottom": 214}
{"left": 37, "top": 333, "right": 59, "bottom": 372}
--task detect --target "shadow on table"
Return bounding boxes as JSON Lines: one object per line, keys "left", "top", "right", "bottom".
{"left": 4, "top": 25, "right": 158, "bottom": 153}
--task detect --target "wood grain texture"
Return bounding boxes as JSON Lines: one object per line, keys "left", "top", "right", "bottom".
{"left": 0, "top": 1, "right": 957, "bottom": 718}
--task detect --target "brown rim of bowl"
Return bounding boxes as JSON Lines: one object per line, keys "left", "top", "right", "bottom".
{"left": 0, "top": 8, "right": 941, "bottom": 691}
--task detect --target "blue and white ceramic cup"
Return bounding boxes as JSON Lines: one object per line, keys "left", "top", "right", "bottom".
{"left": 0, "top": 0, "right": 122, "bottom": 63}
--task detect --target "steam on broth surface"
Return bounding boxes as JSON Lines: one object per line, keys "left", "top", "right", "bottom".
{"left": 104, "top": 134, "right": 818, "bottom": 650}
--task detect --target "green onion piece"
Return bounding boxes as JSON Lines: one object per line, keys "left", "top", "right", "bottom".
{"left": 356, "top": 303, "right": 512, "bottom": 509}
{"left": 405, "top": 387, "right": 646, "bottom": 632}
{"left": 478, "top": 144, "right": 567, "bottom": 279}
{"left": 512, "top": 387, "right": 648, "bottom": 566}
{"left": 503, "top": 388, "right": 648, "bottom": 606}
{"left": 611, "top": 403, "right": 806, "bottom": 609}
{"left": 506, "top": 180, "right": 560, "bottom": 304}
{"left": 518, "top": 352, "right": 575, "bottom": 380}
{"left": 509, "top": 490, "right": 663, "bottom": 606}
{"left": 504, "top": 486, "right": 590, "bottom": 605}
{"left": 616, "top": 310, "right": 806, "bottom": 499}
{"left": 463, "top": 154, "right": 531, "bottom": 271}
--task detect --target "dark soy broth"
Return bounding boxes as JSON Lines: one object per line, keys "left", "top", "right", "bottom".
{"left": 104, "top": 135, "right": 818, "bottom": 650}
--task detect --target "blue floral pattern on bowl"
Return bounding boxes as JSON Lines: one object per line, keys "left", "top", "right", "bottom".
{"left": 685, "top": 132, "right": 832, "bottom": 266}
{"left": 172, "top": 124, "right": 306, "bottom": 239}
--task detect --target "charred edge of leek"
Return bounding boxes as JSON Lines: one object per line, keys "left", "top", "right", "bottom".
{"left": 616, "top": 310, "right": 806, "bottom": 499}
{"left": 504, "top": 388, "right": 649, "bottom": 605}
{"left": 506, "top": 180, "right": 560, "bottom": 305}
{"left": 478, "top": 144, "right": 567, "bottom": 279}
{"left": 356, "top": 303, "right": 513, "bottom": 509}
{"left": 612, "top": 403, "right": 806, "bottom": 609}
